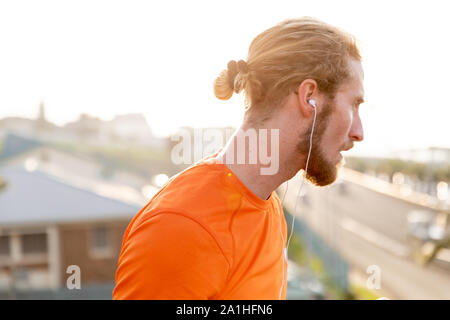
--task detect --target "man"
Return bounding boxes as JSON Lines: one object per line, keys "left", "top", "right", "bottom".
{"left": 113, "top": 17, "right": 364, "bottom": 300}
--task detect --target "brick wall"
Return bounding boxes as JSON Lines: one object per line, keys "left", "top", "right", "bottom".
{"left": 59, "top": 219, "right": 130, "bottom": 286}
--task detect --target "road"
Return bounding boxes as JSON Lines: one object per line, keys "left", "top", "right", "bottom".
{"left": 282, "top": 168, "right": 450, "bottom": 300}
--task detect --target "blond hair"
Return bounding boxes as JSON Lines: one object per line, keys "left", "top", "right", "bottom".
{"left": 213, "top": 17, "right": 361, "bottom": 119}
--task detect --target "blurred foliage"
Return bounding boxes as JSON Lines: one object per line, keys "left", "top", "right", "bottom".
{"left": 287, "top": 233, "right": 354, "bottom": 300}
{"left": 349, "top": 283, "right": 382, "bottom": 300}
{"left": 51, "top": 141, "right": 181, "bottom": 179}
{"left": 345, "top": 156, "right": 450, "bottom": 182}
{"left": 309, "top": 255, "right": 354, "bottom": 300}
{"left": 287, "top": 233, "right": 306, "bottom": 265}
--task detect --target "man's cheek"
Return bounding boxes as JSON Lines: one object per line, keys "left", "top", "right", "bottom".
{"left": 341, "top": 114, "right": 353, "bottom": 136}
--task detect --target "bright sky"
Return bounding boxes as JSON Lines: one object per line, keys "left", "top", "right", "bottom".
{"left": 0, "top": 0, "right": 449, "bottom": 158}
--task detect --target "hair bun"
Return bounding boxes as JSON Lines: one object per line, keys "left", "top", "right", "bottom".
{"left": 214, "top": 59, "right": 250, "bottom": 101}
{"left": 237, "top": 60, "right": 249, "bottom": 74}
{"left": 227, "top": 60, "right": 238, "bottom": 90}
{"left": 226, "top": 60, "right": 249, "bottom": 91}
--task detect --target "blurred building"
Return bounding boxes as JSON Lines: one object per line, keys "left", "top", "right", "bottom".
{"left": 0, "top": 133, "right": 43, "bottom": 162}
{"left": 0, "top": 117, "right": 41, "bottom": 140}
{"left": 0, "top": 102, "right": 166, "bottom": 148}
{"left": 0, "top": 133, "right": 160, "bottom": 297}
{"left": 0, "top": 166, "right": 142, "bottom": 293}
{"left": 0, "top": 133, "right": 159, "bottom": 198}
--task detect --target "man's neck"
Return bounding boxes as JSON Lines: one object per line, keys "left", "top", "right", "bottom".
{"left": 216, "top": 126, "right": 297, "bottom": 201}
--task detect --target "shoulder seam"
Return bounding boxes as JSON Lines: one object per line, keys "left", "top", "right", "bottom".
{"left": 226, "top": 194, "right": 243, "bottom": 284}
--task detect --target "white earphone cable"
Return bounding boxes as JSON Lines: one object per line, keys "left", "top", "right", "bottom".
{"left": 287, "top": 102, "right": 316, "bottom": 252}
{"left": 278, "top": 102, "right": 317, "bottom": 299}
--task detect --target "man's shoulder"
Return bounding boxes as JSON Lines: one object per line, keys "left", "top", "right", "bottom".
{"left": 164, "top": 161, "right": 227, "bottom": 194}
{"left": 127, "top": 161, "right": 237, "bottom": 261}
{"left": 145, "top": 161, "right": 240, "bottom": 217}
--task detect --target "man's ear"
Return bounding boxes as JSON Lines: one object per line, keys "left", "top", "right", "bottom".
{"left": 296, "top": 79, "right": 319, "bottom": 117}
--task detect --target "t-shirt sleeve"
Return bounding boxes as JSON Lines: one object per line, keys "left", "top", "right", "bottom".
{"left": 113, "top": 213, "right": 230, "bottom": 300}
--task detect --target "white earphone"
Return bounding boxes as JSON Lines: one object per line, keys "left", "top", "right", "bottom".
{"left": 278, "top": 97, "right": 318, "bottom": 300}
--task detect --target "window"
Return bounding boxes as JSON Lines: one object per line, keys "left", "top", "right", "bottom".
{"left": 22, "top": 233, "right": 47, "bottom": 254}
{"left": 89, "top": 226, "right": 112, "bottom": 259}
{"left": 0, "top": 236, "right": 10, "bottom": 256}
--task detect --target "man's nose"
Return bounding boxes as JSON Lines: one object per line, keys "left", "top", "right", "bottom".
{"left": 349, "top": 114, "right": 364, "bottom": 142}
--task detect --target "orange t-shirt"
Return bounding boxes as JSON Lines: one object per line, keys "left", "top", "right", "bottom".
{"left": 113, "top": 154, "right": 288, "bottom": 300}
